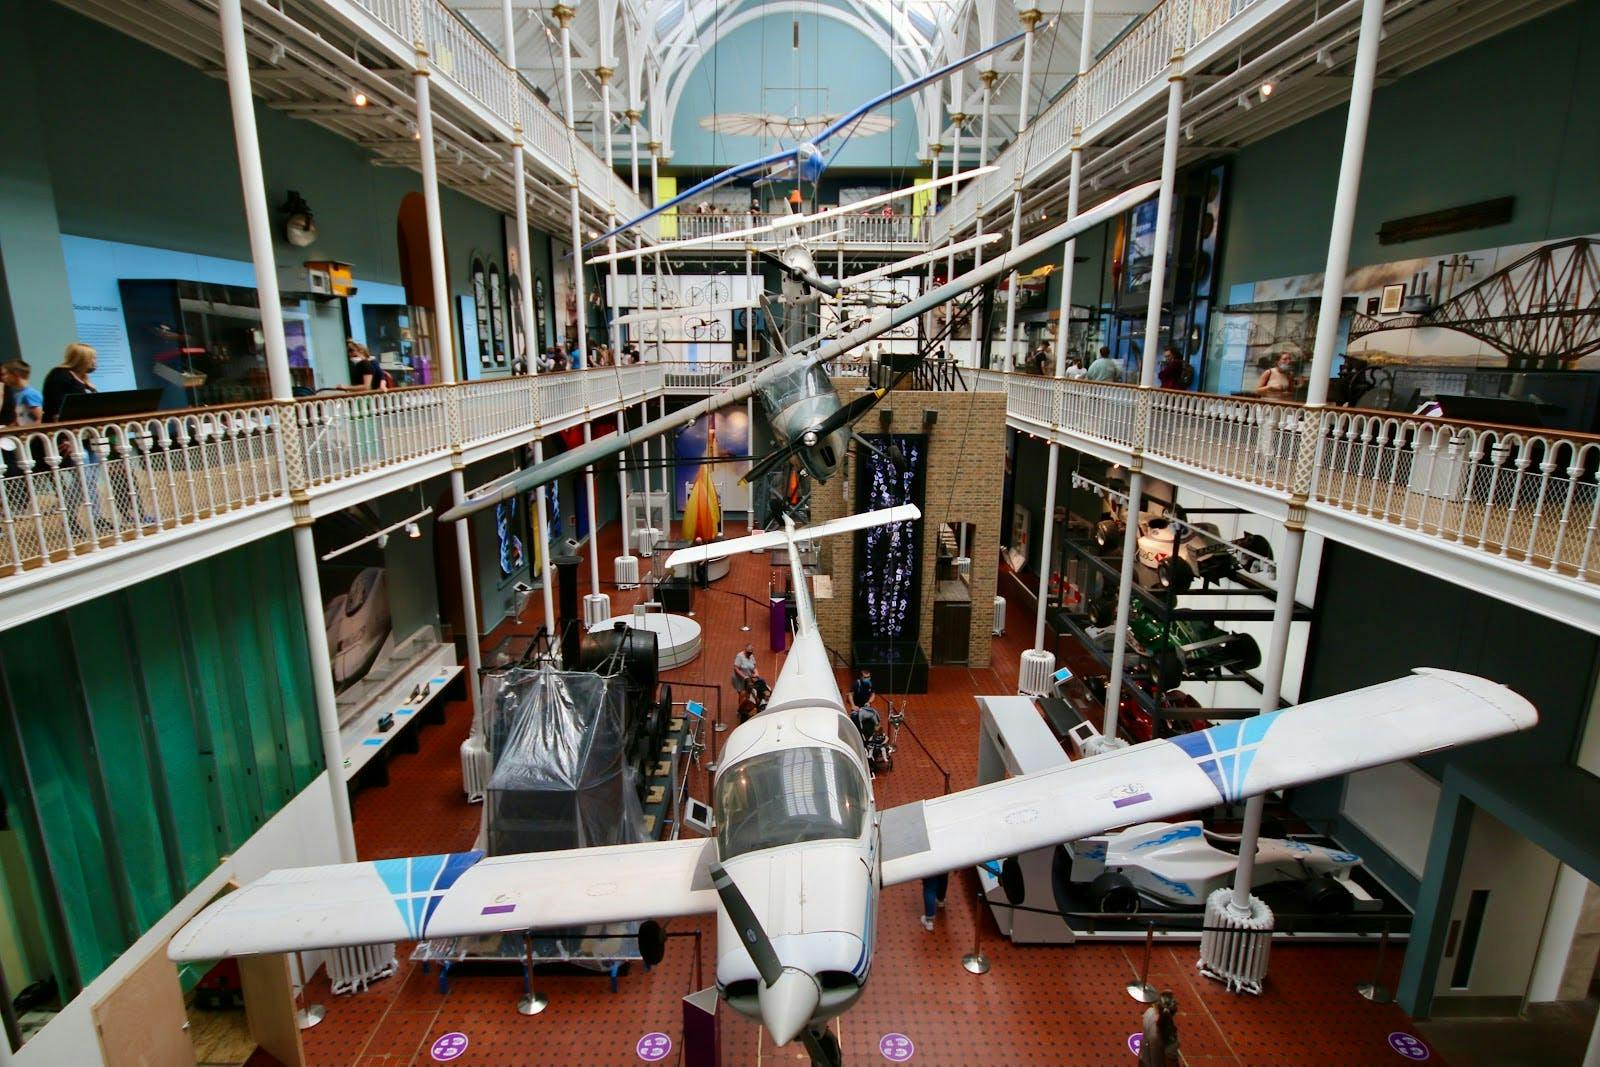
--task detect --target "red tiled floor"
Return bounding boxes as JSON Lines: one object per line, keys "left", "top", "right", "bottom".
{"left": 284, "top": 518, "right": 1440, "bottom": 1067}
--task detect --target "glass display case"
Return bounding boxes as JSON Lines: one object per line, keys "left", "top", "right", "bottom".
{"left": 119, "top": 279, "right": 317, "bottom": 406}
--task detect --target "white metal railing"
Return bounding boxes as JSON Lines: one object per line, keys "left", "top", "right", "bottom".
{"left": 3, "top": 367, "right": 1597, "bottom": 601}
{"left": 931, "top": 0, "right": 1267, "bottom": 244}
{"left": 0, "top": 407, "right": 284, "bottom": 574}
{"left": 1313, "top": 412, "right": 1600, "bottom": 582}
{"left": 296, "top": 386, "right": 454, "bottom": 486}
{"left": 669, "top": 211, "right": 926, "bottom": 246}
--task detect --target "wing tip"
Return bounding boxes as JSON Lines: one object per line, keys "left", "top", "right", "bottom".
{"left": 1411, "top": 667, "right": 1539, "bottom": 731}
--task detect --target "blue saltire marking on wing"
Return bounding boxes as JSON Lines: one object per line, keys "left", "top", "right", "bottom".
{"left": 373, "top": 857, "right": 415, "bottom": 936}
{"left": 422, "top": 851, "right": 485, "bottom": 935}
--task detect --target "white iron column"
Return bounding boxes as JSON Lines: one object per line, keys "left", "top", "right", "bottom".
{"left": 1028, "top": 0, "right": 1095, "bottom": 661}
{"left": 626, "top": 109, "right": 642, "bottom": 195}
{"left": 946, "top": 113, "right": 966, "bottom": 281}
{"left": 999, "top": 9, "right": 1042, "bottom": 373}
{"left": 1229, "top": 0, "right": 1386, "bottom": 914}
{"left": 969, "top": 70, "right": 996, "bottom": 366}
{"left": 1101, "top": 18, "right": 1185, "bottom": 740}
{"left": 556, "top": 6, "right": 590, "bottom": 372}
{"left": 500, "top": 0, "right": 556, "bottom": 650}
{"left": 1304, "top": 0, "right": 1385, "bottom": 405}
{"left": 599, "top": 66, "right": 622, "bottom": 357}
{"left": 1136, "top": 43, "right": 1185, "bottom": 388}
{"left": 221, "top": 0, "right": 355, "bottom": 861}
{"left": 926, "top": 145, "right": 941, "bottom": 290}
{"left": 746, "top": 244, "right": 757, "bottom": 534}
{"left": 415, "top": 34, "right": 486, "bottom": 742}
{"left": 1227, "top": 528, "right": 1304, "bottom": 910}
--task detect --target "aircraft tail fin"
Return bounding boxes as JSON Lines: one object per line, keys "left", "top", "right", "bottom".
{"left": 664, "top": 504, "right": 918, "bottom": 639}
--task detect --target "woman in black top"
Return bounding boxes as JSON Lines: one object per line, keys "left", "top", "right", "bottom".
{"left": 344, "top": 341, "right": 389, "bottom": 390}
{"left": 43, "top": 342, "right": 97, "bottom": 422}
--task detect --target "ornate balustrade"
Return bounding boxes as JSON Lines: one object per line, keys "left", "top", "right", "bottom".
{"left": 1, "top": 366, "right": 1595, "bottom": 621}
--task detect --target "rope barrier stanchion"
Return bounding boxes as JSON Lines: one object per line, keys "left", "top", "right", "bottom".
{"left": 1356, "top": 920, "right": 1393, "bottom": 1003}
{"left": 740, "top": 594, "right": 750, "bottom": 632}
{"left": 962, "top": 877, "right": 991, "bottom": 975}
{"left": 1127, "top": 921, "right": 1159, "bottom": 1003}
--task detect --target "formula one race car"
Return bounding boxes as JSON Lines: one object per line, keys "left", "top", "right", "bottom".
{"left": 1061, "top": 820, "right": 1366, "bottom": 914}
{"left": 1134, "top": 517, "right": 1273, "bottom": 593}
{"left": 1086, "top": 597, "right": 1261, "bottom": 689}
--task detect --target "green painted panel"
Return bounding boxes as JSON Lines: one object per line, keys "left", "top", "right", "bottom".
{"left": 178, "top": 567, "right": 262, "bottom": 838}
{"left": 123, "top": 581, "right": 224, "bottom": 890}
{"left": 61, "top": 605, "right": 172, "bottom": 932}
{"left": 5, "top": 619, "right": 126, "bottom": 979}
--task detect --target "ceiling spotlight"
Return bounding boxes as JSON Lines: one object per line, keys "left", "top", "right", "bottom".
{"left": 352, "top": 88, "right": 369, "bottom": 107}
{"left": 1316, "top": 48, "right": 1335, "bottom": 69}
{"left": 1259, "top": 79, "right": 1276, "bottom": 99}
{"left": 405, "top": 521, "right": 421, "bottom": 539}
{"left": 482, "top": 164, "right": 493, "bottom": 180}
{"left": 409, "top": 122, "right": 421, "bottom": 140}
{"left": 377, "top": 532, "right": 389, "bottom": 549}
{"left": 1237, "top": 93, "right": 1254, "bottom": 111}
{"left": 1183, "top": 123, "right": 1195, "bottom": 142}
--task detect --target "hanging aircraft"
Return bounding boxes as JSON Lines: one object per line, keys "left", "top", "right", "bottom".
{"left": 438, "top": 177, "right": 1162, "bottom": 526}
{"left": 169, "top": 504, "right": 1538, "bottom": 1065}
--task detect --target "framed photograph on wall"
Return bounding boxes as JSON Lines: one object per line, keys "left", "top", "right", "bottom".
{"left": 1379, "top": 283, "right": 1406, "bottom": 315}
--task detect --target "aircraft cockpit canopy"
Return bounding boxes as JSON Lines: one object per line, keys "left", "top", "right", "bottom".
{"left": 716, "top": 747, "right": 868, "bottom": 859}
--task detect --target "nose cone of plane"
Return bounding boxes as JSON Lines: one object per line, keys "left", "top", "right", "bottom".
{"left": 758, "top": 967, "right": 820, "bottom": 1047}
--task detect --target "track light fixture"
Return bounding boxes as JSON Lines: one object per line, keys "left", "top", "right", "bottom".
{"left": 1259, "top": 79, "right": 1276, "bottom": 99}
{"left": 352, "top": 87, "right": 369, "bottom": 107}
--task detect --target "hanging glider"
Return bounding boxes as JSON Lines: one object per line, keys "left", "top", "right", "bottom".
{"left": 583, "top": 31, "right": 1027, "bottom": 249}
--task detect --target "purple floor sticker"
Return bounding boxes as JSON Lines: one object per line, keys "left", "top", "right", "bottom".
{"left": 1388, "top": 1032, "right": 1430, "bottom": 1060}
{"left": 429, "top": 1032, "right": 469, "bottom": 1062}
{"left": 1128, "top": 1033, "right": 1143, "bottom": 1056}
{"left": 879, "top": 1032, "right": 914, "bottom": 1061}
{"left": 636, "top": 1032, "right": 672, "bottom": 1061}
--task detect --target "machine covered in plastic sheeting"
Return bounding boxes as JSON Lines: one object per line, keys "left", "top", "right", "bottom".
{"left": 483, "top": 668, "right": 647, "bottom": 857}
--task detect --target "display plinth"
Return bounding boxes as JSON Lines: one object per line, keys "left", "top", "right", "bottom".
{"left": 589, "top": 613, "right": 702, "bottom": 669}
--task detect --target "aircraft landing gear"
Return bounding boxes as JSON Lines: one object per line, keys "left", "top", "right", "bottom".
{"left": 803, "top": 1023, "right": 843, "bottom": 1067}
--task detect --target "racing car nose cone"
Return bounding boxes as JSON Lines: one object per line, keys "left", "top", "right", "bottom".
{"left": 759, "top": 967, "right": 820, "bottom": 1047}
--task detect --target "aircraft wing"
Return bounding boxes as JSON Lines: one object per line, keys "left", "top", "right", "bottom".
{"left": 878, "top": 669, "right": 1535, "bottom": 887}
{"left": 170, "top": 838, "right": 719, "bottom": 960}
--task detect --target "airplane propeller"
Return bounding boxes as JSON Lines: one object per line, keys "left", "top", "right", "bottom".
{"left": 709, "top": 862, "right": 836, "bottom": 1061}
{"left": 741, "top": 387, "right": 885, "bottom": 487}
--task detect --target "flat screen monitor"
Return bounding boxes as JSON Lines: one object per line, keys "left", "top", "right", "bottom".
{"left": 57, "top": 388, "right": 164, "bottom": 422}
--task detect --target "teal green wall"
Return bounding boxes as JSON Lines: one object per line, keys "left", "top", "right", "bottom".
{"left": 1218, "top": 0, "right": 1600, "bottom": 293}
{"left": 0, "top": 2, "right": 529, "bottom": 365}
{"left": 0, "top": 534, "right": 321, "bottom": 996}
{"left": 0, "top": 2, "right": 77, "bottom": 367}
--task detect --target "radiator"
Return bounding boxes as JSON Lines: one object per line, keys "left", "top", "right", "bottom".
{"left": 1198, "top": 888, "right": 1273, "bottom": 995}
{"left": 329, "top": 943, "right": 397, "bottom": 995}
{"left": 1018, "top": 649, "right": 1056, "bottom": 697}
{"left": 583, "top": 592, "right": 612, "bottom": 627}
{"left": 460, "top": 734, "right": 491, "bottom": 803}
{"left": 615, "top": 555, "right": 640, "bottom": 589}
{"left": 992, "top": 595, "right": 1006, "bottom": 635}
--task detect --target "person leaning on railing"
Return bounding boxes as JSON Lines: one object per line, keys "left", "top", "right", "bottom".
{"left": 342, "top": 340, "right": 391, "bottom": 391}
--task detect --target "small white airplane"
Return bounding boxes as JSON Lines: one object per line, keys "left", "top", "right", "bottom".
{"left": 170, "top": 506, "right": 1537, "bottom": 1064}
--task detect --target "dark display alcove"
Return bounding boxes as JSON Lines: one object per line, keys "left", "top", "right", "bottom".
{"left": 850, "top": 432, "right": 929, "bottom": 692}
